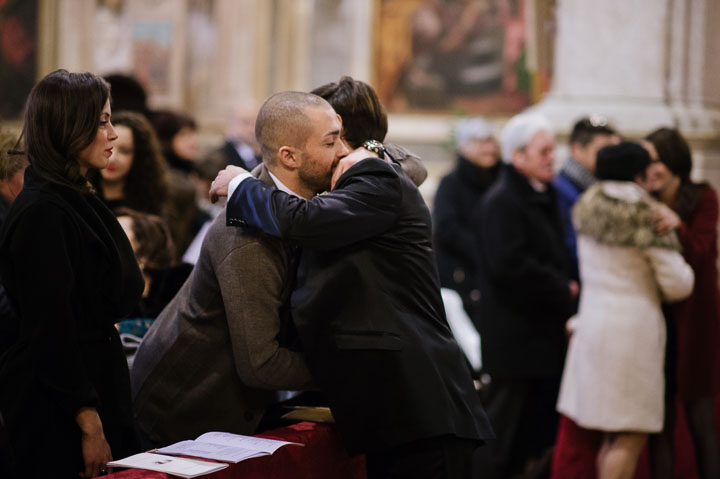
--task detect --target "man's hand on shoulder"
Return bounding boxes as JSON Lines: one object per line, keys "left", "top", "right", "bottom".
{"left": 331, "top": 147, "right": 380, "bottom": 190}
{"left": 210, "top": 165, "right": 249, "bottom": 203}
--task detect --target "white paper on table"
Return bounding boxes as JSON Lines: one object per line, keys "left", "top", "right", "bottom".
{"left": 157, "top": 440, "right": 266, "bottom": 463}
{"left": 156, "top": 431, "right": 303, "bottom": 463}
{"left": 196, "top": 431, "right": 300, "bottom": 454}
{"left": 107, "top": 452, "right": 228, "bottom": 478}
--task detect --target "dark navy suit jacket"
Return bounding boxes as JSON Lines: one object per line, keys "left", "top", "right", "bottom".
{"left": 226, "top": 158, "right": 493, "bottom": 454}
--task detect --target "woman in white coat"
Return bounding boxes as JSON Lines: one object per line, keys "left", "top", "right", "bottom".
{"left": 556, "top": 142, "right": 694, "bottom": 479}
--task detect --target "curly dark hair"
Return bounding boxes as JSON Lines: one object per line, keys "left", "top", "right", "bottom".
{"left": 88, "top": 111, "right": 169, "bottom": 215}
{"left": 151, "top": 109, "right": 197, "bottom": 157}
{"left": 115, "top": 207, "right": 175, "bottom": 271}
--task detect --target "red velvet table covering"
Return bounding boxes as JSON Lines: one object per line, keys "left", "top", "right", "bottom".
{"left": 101, "top": 422, "right": 366, "bottom": 479}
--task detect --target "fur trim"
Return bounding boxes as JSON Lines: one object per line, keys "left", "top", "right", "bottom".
{"left": 573, "top": 183, "right": 681, "bottom": 250}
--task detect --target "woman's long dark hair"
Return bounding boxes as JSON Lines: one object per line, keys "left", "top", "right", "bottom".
{"left": 23, "top": 69, "right": 110, "bottom": 192}
{"left": 646, "top": 127, "right": 707, "bottom": 221}
{"left": 88, "top": 111, "right": 169, "bottom": 215}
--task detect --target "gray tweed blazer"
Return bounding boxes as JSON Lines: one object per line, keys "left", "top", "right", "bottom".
{"left": 130, "top": 165, "right": 313, "bottom": 446}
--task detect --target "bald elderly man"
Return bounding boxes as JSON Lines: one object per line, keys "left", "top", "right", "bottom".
{"left": 473, "top": 113, "right": 578, "bottom": 478}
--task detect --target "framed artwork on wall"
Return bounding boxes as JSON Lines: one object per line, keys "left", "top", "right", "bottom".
{"left": 374, "top": 0, "right": 553, "bottom": 115}
{"left": 131, "top": 21, "right": 174, "bottom": 99}
{"left": 0, "top": 0, "right": 38, "bottom": 120}
{"left": 94, "top": 0, "right": 186, "bottom": 109}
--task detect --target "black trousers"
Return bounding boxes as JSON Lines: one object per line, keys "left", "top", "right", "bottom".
{"left": 365, "top": 435, "right": 479, "bottom": 479}
{"left": 0, "top": 411, "right": 16, "bottom": 479}
{"left": 473, "top": 375, "right": 561, "bottom": 479}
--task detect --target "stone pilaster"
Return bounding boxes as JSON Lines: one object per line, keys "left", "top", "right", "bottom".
{"left": 531, "top": 0, "right": 720, "bottom": 184}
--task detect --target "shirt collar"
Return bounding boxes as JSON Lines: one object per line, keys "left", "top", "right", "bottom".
{"left": 268, "top": 170, "right": 301, "bottom": 198}
{"left": 234, "top": 142, "right": 256, "bottom": 162}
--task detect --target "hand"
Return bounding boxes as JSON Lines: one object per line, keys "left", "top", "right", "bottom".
{"left": 330, "top": 147, "right": 379, "bottom": 190}
{"left": 652, "top": 204, "right": 681, "bottom": 234}
{"left": 568, "top": 280, "right": 579, "bottom": 299}
{"left": 209, "top": 165, "right": 249, "bottom": 203}
{"left": 565, "top": 316, "right": 579, "bottom": 337}
{"left": 76, "top": 408, "right": 113, "bottom": 478}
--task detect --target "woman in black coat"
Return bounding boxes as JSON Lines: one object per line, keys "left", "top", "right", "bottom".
{"left": 0, "top": 70, "right": 144, "bottom": 478}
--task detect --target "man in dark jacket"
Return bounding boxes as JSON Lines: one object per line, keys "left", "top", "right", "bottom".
{"left": 552, "top": 116, "right": 619, "bottom": 278}
{"left": 212, "top": 103, "right": 262, "bottom": 171}
{"left": 473, "top": 112, "right": 578, "bottom": 479}
{"left": 433, "top": 117, "right": 500, "bottom": 318}
{"left": 211, "top": 91, "right": 493, "bottom": 479}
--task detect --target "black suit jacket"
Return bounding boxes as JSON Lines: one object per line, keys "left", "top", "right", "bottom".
{"left": 226, "top": 158, "right": 493, "bottom": 454}
{"left": 474, "top": 166, "right": 575, "bottom": 379}
{"left": 433, "top": 155, "right": 499, "bottom": 315}
{"left": 218, "top": 140, "right": 260, "bottom": 170}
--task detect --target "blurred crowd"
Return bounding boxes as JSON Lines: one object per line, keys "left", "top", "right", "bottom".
{"left": 434, "top": 114, "right": 720, "bottom": 479}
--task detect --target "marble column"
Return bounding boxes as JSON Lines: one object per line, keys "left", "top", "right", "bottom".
{"left": 531, "top": 0, "right": 720, "bottom": 183}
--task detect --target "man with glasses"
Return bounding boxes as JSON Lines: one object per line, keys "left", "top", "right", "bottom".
{"left": 473, "top": 113, "right": 578, "bottom": 479}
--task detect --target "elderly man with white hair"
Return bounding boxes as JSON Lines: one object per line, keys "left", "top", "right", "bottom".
{"left": 473, "top": 112, "right": 578, "bottom": 479}
{"left": 433, "top": 117, "right": 500, "bottom": 319}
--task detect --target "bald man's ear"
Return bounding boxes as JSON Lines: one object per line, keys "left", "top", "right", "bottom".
{"left": 277, "top": 145, "right": 300, "bottom": 169}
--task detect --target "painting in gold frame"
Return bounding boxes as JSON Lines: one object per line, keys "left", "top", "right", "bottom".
{"left": 373, "top": 0, "right": 551, "bottom": 115}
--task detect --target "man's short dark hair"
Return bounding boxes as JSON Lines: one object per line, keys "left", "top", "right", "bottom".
{"left": 255, "top": 91, "right": 329, "bottom": 164}
{"left": 104, "top": 73, "right": 150, "bottom": 117}
{"left": 569, "top": 115, "right": 617, "bottom": 146}
{"left": 311, "top": 77, "right": 387, "bottom": 149}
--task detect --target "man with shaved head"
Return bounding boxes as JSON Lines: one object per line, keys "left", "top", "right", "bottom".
{"left": 211, "top": 90, "right": 493, "bottom": 479}
{"left": 129, "top": 91, "right": 347, "bottom": 448}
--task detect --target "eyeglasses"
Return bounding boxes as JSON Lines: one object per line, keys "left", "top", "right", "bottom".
{"left": 586, "top": 114, "right": 608, "bottom": 128}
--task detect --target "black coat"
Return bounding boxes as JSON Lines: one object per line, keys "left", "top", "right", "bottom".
{"left": 433, "top": 155, "right": 499, "bottom": 315}
{"left": 0, "top": 195, "right": 17, "bottom": 354}
{"left": 226, "top": 158, "right": 494, "bottom": 454}
{"left": 218, "top": 140, "right": 261, "bottom": 170}
{"left": 475, "top": 166, "right": 575, "bottom": 379}
{"left": 0, "top": 167, "right": 144, "bottom": 476}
